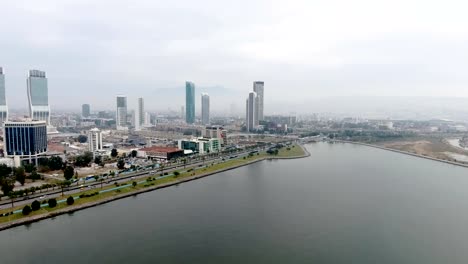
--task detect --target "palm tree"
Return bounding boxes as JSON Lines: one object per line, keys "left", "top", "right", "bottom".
{"left": 100, "top": 178, "right": 104, "bottom": 189}
{"left": 8, "top": 193, "right": 16, "bottom": 208}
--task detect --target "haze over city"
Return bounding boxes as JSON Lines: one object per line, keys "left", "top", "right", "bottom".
{"left": 2, "top": 0, "right": 468, "bottom": 117}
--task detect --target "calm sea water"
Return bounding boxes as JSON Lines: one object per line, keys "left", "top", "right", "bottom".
{"left": 2, "top": 142, "right": 468, "bottom": 263}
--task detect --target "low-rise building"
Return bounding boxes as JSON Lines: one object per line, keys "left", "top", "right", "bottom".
{"left": 178, "top": 138, "right": 221, "bottom": 154}
{"left": 137, "top": 146, "right": 184, "bottom": 161}
{"left": 202, "top": 126, "right": 228, "bottom": 146}
{"left": 4, "top": 120, "right": 48, "bottom": 166}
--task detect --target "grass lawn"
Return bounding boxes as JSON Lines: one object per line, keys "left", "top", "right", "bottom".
{"left": 276, "top": 144, "right": 306, "bottom": 157}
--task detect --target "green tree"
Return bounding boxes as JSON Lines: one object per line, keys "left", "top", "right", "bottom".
{"left": 1, "top": 177, "right": 15, "bottom": 198}
{"left": 111, "top": 148, "right": 118, "bottom": 158}
{"left": 30, "top": 170, "right": 41, "bottom": 180}
{"left": 31, "top": 200, "right": 41, "bottom": 211}
{"left": 48, "top": 198, "right": 57, "bottom": 208}
{"left": 94, "top": 156, "right": 103, "bottom": 166}
{"left": 0, "top": 164, "right": 12, "bottom": 178}
{"left": 60, "top": 180, "right": 71, "bottom": 196}
{"left": 48, "top": 156, "right": 64, "bottom": 170}
{"left": 132, "top": 181, "right": 137, "bottom": 187}
{"left": 22, "top": 205, "right": 32, "bottom": 215}
{"left": 14, "top": 167, "right": 26, "bottom": 186}
{"left": 63, "top": 166, "right": 74, "bottom": 181}
{"left": 24, "top": 163, "right": 36, "bottom": 173}
{"left": 117, "top": 159, "right": 125, "bottom": 170}
{"left": 75, "top": 152, "right": 93, "bottom": 167}
{"left": 66, "top": 196, "right": 74, "bottom": 205}
{"left": 131, "top": 150, "right": 137, "bottom": 158}
{"left": 77, "top": 135, "right": 88, "bottom": 143}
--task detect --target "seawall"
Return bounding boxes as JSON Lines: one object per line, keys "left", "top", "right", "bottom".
{"left": 336, "top": 140, "right": 468, "bottom": 169}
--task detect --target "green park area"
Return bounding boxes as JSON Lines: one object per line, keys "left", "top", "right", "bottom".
{"left": 0, "top": 143, "right": 306, "bottom": 226}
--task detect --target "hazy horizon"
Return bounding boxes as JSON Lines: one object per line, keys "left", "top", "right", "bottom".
{"left": 2, "top": 0, "right": 468, "bottom": 118}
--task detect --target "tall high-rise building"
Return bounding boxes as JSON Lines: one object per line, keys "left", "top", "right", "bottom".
{"left": 116, "top": 95, "right": 128, "bottom": 130}
{"left": 253, "top": 81, "right": 264, "bottom": 121}
{"left": 88, "top": 127, "right": 103, "bottom": 156}
{"left": 82, "top": 104, "right": 91, "bottom": 118}
{"left": 246, "top": 91, "right": 258, "bottom": 132}
{"left": 201, "top": 93, "right": 210, "bottom": 125}
{"left": 0, "top": 67, "right": 8, "bottom": 124}
{"left": 137, "top": 97, "right": 144, "bottom": 129}
{"left": 145, "top": 112, "right": 151, "bottom": 126}
{"left": 181, "top": 106, "right": 185, "bottom": 119}
{"left": 185, "top": 81, "right": 195, "bottom": 124}
{"left": 27, "top": 70, "right": 50, "bottom": 125}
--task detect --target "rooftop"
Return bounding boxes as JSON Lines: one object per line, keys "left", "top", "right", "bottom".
{"left": 140, "top": 146, "right": 181, "bottom": 153}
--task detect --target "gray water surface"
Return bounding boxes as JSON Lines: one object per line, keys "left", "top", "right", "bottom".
{"left": 1, "top": 142, "right": 468, "bottom": 263}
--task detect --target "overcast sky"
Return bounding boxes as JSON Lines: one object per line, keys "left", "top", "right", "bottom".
{"left": 1, "top": 0, "right": 468, "bottom": 114}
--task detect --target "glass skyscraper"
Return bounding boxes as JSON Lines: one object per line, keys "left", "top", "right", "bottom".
{"left": 27, "top": 70, "right": 50, "bottom": 125}
{"left": 0, "top": 67, "right": 8, "bottom": 124}
{"left": 185, "top": 81, "right": 195, "bottom": 124}
{"left": 116, "top": 95, "right": 128, "bottom": 130}
{"left": 253, "top": 81, "right": 264, "bottom": 121}
{"left": 201, "top": 93, "right": 210, "bottom": 125}
{"left": 82, "top": 104, "right": 91, "bottom": 117}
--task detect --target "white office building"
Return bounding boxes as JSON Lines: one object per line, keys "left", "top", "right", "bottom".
{"left": 88, "top": 128, "right": 103, "bottom": 153}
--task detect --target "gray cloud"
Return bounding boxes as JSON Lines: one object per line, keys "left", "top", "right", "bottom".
{"left": 1, "top": 0, "right": 468, "bottom": 115}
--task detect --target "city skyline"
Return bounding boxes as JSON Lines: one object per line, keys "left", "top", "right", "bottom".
{"left": 2, "top": 0, "right": 468, "bottom": 113}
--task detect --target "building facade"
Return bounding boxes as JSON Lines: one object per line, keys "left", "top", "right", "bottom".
{"left": 116, "top": 95, "right": 128, "bottom": 130}
{"left": 82, "top": 104, "right": 91, "bottom": 118}
{"left": 246, "top": 91, "right": 258, "bottom": 132}
{"left": 88, "top": 128, "right": 103, "bottom": 153}
{"left": 178, "top": 138, "right": 221, "bottom": 154}
{"left": 0, "top": 67, "right": 8, "bottom": 124}
{"left": 185, "top": 81, "right": 195, "bottom": 124}
{"left": 137, "top": 146, "right": 184, "bottom": 161}
{"left": 27, "top": 70, "right": 50, "bottom": 125}
{"left": 201, "top": 93, "right": 210, "bottom": 125}
{"left": 4, "top": 120, "right": 48, "bottom": 164}
{"left": 138, "top": 97, "right": 144, "bottom": 128}
{"left": 253, "top": 81, "right": 264, "bottom": 121}
{"left": 202, "top": 126, "right": 228, "bottom": 146}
